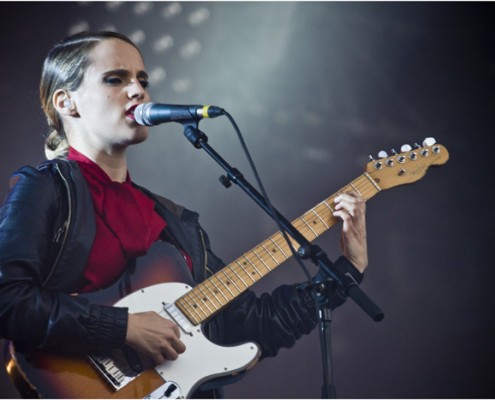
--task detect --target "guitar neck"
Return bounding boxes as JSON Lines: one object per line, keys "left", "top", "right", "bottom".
{"left": 176, "top": 172, "right": 381, "bottom": 325}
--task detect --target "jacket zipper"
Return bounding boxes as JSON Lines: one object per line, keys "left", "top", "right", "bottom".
{"left": 198, "top": 227, "right": 214, "bottom": 279}
{"left": 41, "top": 163, "right": 72, "bottom": 288}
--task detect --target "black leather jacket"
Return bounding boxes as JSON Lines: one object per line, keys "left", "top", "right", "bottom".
{"left": 0, "top": 159, "right": 362, "bottom": 360}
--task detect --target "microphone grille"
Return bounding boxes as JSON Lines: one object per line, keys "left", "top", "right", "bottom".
{"left": 134, "top": 102, "right": 155, "bottom": 126}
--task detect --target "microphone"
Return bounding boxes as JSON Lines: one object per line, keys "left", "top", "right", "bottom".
{"left": 134, "top": 102, "right": 224, "bottom": 126}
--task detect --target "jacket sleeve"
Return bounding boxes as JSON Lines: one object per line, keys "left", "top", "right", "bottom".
{"left": 0, "top": 166, "right": 127, "bottom": 353}
{"left": 202, "top": 230, "right": 364, "bottom": 359}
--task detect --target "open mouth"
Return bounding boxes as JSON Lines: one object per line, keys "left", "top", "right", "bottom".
{"left": 126, "top": 104, "right": 139, "bottom": 120}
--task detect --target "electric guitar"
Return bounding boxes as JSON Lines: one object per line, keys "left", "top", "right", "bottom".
{"left": 5, "top": 139, "right": 449, "bottom": 399}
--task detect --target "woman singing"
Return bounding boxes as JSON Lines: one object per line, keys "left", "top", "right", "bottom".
{"left": 0, "top": 31, "right": 368, "bottom": 398}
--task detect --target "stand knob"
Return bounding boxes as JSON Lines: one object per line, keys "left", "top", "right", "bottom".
{"left": 219, "top": 175, "right": 232, "bottom": 188}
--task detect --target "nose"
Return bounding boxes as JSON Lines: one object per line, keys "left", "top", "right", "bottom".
{"left": 128, "top": 79, "right": 146, "bottom": 100}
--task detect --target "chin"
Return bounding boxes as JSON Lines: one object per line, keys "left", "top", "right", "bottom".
{"left": 129, "top": 127, "right": 149, "bottom": 144}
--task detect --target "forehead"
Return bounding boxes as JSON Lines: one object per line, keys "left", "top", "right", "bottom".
{"left": 87, "top": 38, "right": 145, "bottom": 72}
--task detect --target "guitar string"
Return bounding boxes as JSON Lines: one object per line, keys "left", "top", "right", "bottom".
{"left": 178, "top": 176, "right": 379, "bottom": 321}
{"left": 177, "top": 175, "right": 380, "bottom": 322}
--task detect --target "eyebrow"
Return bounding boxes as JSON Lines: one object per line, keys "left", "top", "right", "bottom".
{"left": 103, "top": 68, "right": 149, "bottom": 80}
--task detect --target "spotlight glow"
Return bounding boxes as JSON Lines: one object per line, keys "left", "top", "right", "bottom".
{"left": 133, "top": 2, "right": 153, "bottom": 15}
{"left": 105, "top": 2, "right": 123, "bottom": 12}
{"left": 180, "top": 39, "right": 202, "bottom": 59}
{"left": 188, "top": 7, "right": 210, "bottom": 26}
{"left": 162, "top": 2, "right": 182, "bottom": 19}
{"left": 148, "top": 67, "right": 167, "bottom": 84}
{"left": 172, "top": 78, "right": 193, "bottom": 93}
{"left": 153, "top": 35, "right": 174, "bottom": 53}
{"left": 129, "top": 29, "right": 146, "bottom": 45}
{"left": 68, "top": 20, "right": 90, "bottom": 35}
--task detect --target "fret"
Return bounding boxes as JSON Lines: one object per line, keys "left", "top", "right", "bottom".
{"left": 206, "top": 278, "right": 230, "bottom": 303}
{"left": 242, "top": 255, "right": 265, "bottom": 279}
{"left": 241, "top": 254, "right": 267, "bottom": 276}
{"left": 349, "top": 182, "right": 361, "bottom": 196}
{"left": 200, "top": 282, "right": 224, "bottom": 308}
{"left": 236, "top": 260, "right": 257, "bottom": 283}
{"left": 194, "top": 284, "right": 218, "bottom": 311}
{"left": 252, "top": 248, "right": 273, "bottom": 272}
{"left": 181, "top": 294, "right": 207, "bottom": 322}
{"left": 323, "top": 200, "right": 335, "bottom": 212}
{"left": 220, "top": 269, "right": 242, "bottom": 293}
{"left": 228, "top": 265, "right": 249, "bottom": 288}
{"left": 302, "top": 210, "right": 326, "bottom": 235}
{"left": 203, "top": 279, "right": 232, "bottom": 306}
{"left": 190, "top": 288, "right": 214, "bottom": 315}
{"left": 215, "top": 273, "right": 236, "bottom": 298}
{"left": 269, "top": 237, "right": 289, "bottom": 260}
{"left": 299, "top": 217, "right": 318, "bottom": 237}
{"left": 261, "top": 243, "right": 279, "bottom": 265}
{"left": 312, "top": 209, "right": 329, "bottom": 229}
{"left": 363, "top": 172, "right": 381, "bottom": 192}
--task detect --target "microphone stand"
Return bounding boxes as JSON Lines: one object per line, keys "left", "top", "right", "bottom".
{"left": 181, "top": 122, "right": 384, "bottom": 398}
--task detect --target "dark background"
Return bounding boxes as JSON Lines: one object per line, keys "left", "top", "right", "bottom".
{"left": 0, "top": 2, "right": 493, "bottom": 398}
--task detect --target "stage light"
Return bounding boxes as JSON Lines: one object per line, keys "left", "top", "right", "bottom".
{"left": 105, "top": 2, "right": 123, "bottom": 12}
{"left": 129, "top": 29, "right": 146, "bottom": 45}
{"left": 188, "top": 7, "right": 210, "bottom": 26}
{"left": 133, "top": 2, "right": 153, "bottom": 16}
{"left": 172, "top": 78, "right": 193, "bottom": 93}
{"left": 179, "top": 39, "right": 202, "bottom": 59}
{"left": 148, "top": 67, "right": 167, "bottom": 85}
{"left": 162, "top": 2, "right": 182, "bottom": 19}
{"left": 153, "top": 34, "right": 174, "bottom": 53}
{"left": 67, "top": 20, "right": 90, "bottom": 35}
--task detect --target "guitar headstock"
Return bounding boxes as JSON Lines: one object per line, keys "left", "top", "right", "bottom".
{"left": 366, "top": 138, "right": 449, "bottom": 190}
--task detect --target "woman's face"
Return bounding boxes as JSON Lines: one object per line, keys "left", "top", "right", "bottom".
{"left": 68, "top": 38, "right": 151, "bottom": 152}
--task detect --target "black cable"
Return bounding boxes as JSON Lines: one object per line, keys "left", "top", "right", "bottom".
{"left": 222, "top": 111, "right": 313, "bottom": 282}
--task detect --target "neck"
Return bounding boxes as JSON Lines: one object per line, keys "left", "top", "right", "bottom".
{"left": 71, "top": 143, "right": 128, "bottom": 182}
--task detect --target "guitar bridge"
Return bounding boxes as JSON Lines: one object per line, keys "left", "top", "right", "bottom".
{"left": 88, "top": 348, "right": 142, "bottom": 391}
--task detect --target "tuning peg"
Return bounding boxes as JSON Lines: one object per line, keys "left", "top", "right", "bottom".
{"left": 414, "top": 143, "right": 421, "bottom": 149}
{"left": 401, "top": 144, "right": 412, "bottom": 152}
{"left": 422, "top": 137, "right": 436, "bottom": 147}
{"left": 391, "top": 149, "right": 398, "bottom": 155}
{"left": 377, "top": 150, "right": 388, "bottom": 159}
{"left": 368, "top": 155, "right": 375, "bottom": 161}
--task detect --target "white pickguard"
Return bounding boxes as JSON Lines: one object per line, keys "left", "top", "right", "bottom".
{"left": 114, "top": 282, "right": 260, "bottom": 398}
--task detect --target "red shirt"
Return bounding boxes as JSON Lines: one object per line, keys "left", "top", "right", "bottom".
{"left": 68, "top": 148, "right": 167, "bottom": 292}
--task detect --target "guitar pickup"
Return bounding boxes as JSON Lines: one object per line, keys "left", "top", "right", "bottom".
{"left": 162, "top": 302, "right": 193, "bottom": 335}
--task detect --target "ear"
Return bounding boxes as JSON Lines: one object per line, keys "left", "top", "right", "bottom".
{"left": 53, "top": 90, "right": 78, "bottom": 116}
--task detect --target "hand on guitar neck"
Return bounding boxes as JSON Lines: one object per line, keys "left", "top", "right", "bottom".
{"left": 126, "top": 311, "right": 186, "bottom": 365}
{"left": 333, "top": 191, "right": 368, "bottom": 273}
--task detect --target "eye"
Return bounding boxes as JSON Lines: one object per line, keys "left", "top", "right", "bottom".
{"left": 104, "top": 77, "right": 123, "bottom": 85}
{"left": 139, "top": 80, "right": 150, "bottom": 89}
